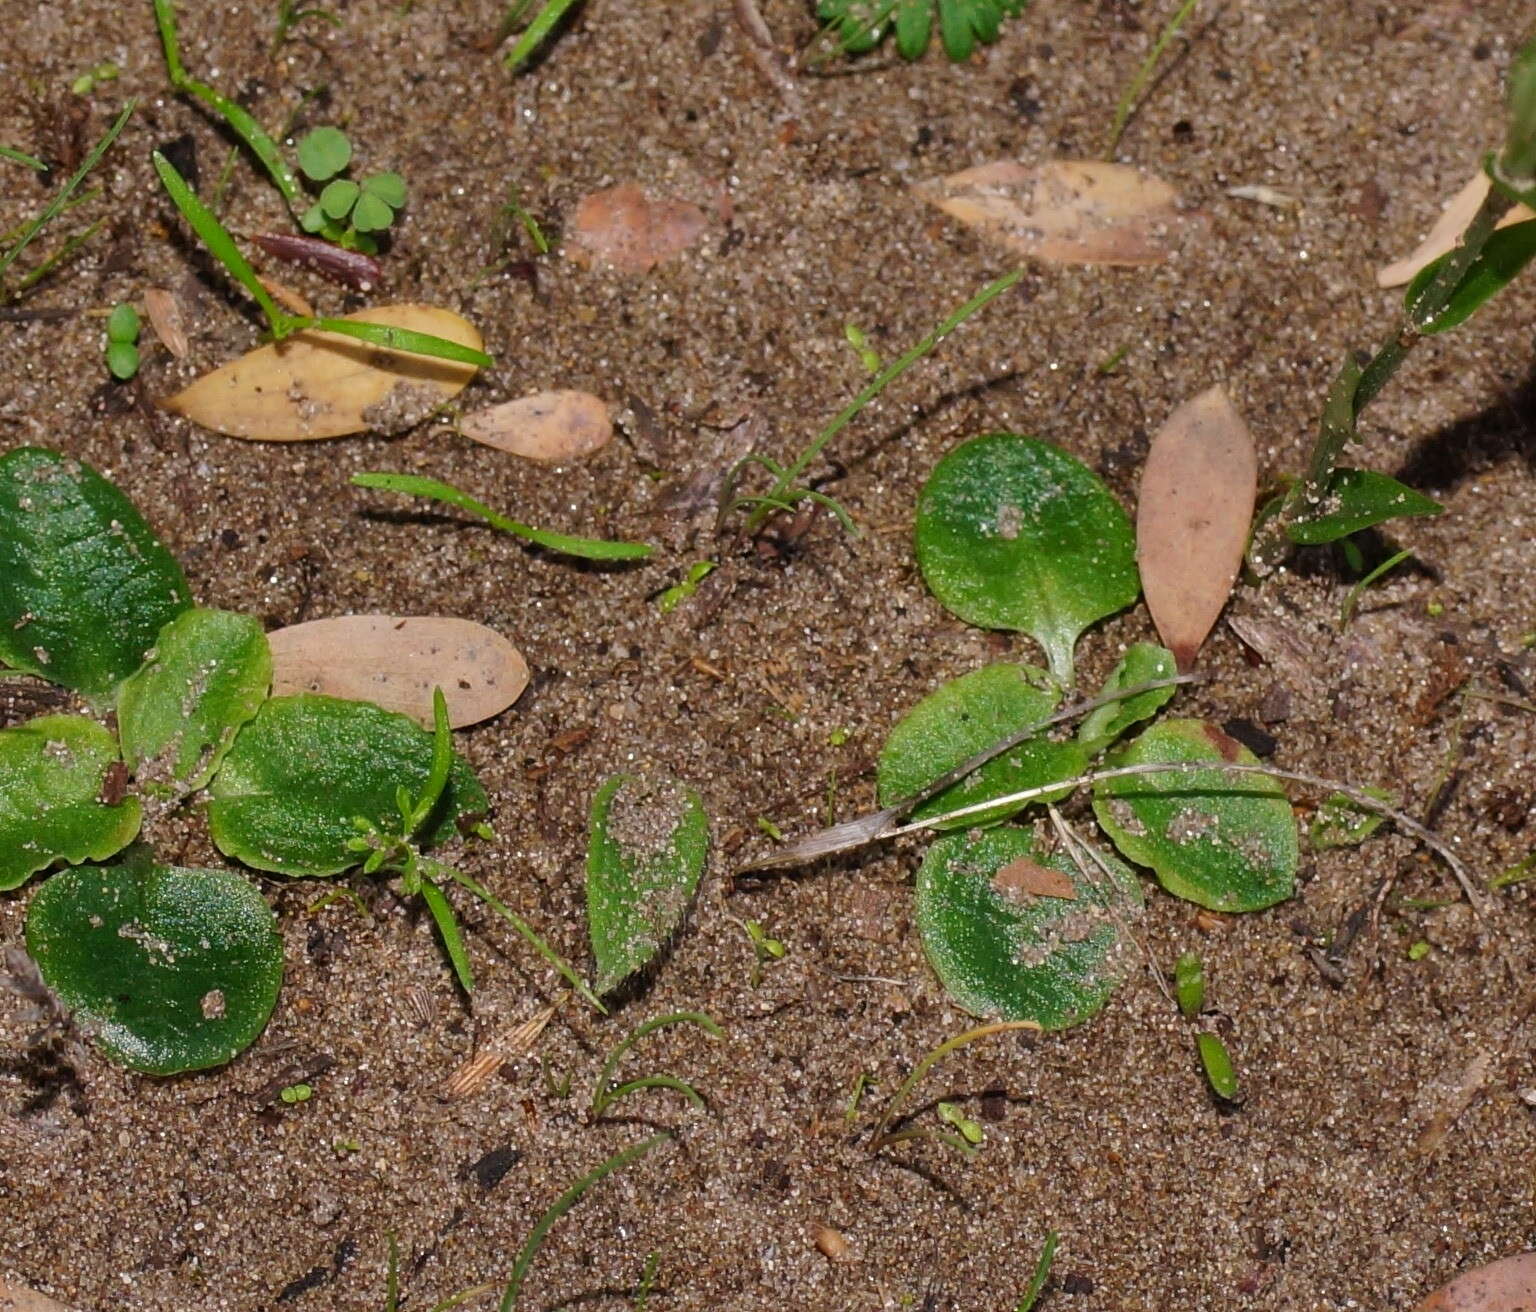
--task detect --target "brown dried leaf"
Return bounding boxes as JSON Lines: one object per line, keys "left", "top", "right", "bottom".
{"left": 142, "top": 287, "right": 188, "bottom": 358}
{"left": 255, "top": 275, "right": 316, "bottom": 318}
{"left": 461, "top": 390, "right": 613, "bottom": 462}
{"left": 1415, "top": 1253, "right": 1536, "bottom": 1311}
{"left": 992, "top": 856, "right": 1078, "bottom": 901}
{"left": 913, "top": 159, "right": 1205, "bottom": 266}
{"left": 439, "top": 1005, "right": 557, "bottom": 1101}
{"left": 566, "top": 183, "right": 708, "bottom": 274}
{"left": 161, "top": 304, "right": 482, "bottom": 440}
{"left": 1377, "top": 171, "right": 1535, "bottom": 287}
{"left": 267, "top": 615, "right": 528, "bottom": 728}
{"left": 1137, "top": 386, "right": 1256, "bottom": 670}
{"left": 0, "top": 1278, "right": 82, "bottom": 1312}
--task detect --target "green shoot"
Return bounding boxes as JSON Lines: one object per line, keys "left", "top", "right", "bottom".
{"left": 742, "top": 919, "right": 786, "bottom": 987}
{"left": 503, "top": 0, "right": 582, "bottom": 71}
{"left": 105, "top": 302, "right": 141, "bottom": 381}
{"left": 843, "top": 323, "right": 881, "bottom": 373}
{"left": 351, "top": 471, "right": 653, "bottom": 560}
{"left": 1195, "top": 1031, "right": 1237, "bottom": 1100}
{"left": 499, "top": 1133, "right": 672, "bottom": 1311}
{"left": 656, "top": 561, "right": 716, "bottom": 612}
{"left": 1339, "top": 547, "right": 1413, "bottom": 630}
{"left": 0, "top": 100, "right": 134, "bottom": 297}
{"left": 1104, "top": 0, "right": 1200, "bottom": 158}
{"left": 503, "top": 184, "right": 550, "bottom": 253}
{"left": 384, "top": 1234, "right": 400, "bottom": 1312}
{"left": 1173, "top": 952, "right": 1204, "bottom": 1018}
{"left": 870, "top": 1019, "right": 1039, "bottom": 1150}
{"left": 590, "top": 1011, "right": 723, "bottom": 1118}
{"left": 296, "top": 127, "right": 406, "bottom": 253}
{"left": 1407, "top": 939, "right": 1432, "bottom": 961}
{"left": 0, "top": 146, "right": 46, "bottom": 171}
{"left": 632, "top": 1251, "right": 660, "bottom": 1312}
{"left": 846, "top": 1071, "right": 872, "bottom": 1124}
{"left": 734, "top": 265, "right": 1024, "bottom": 537}
{"left": 271, "top": 0, "right": 342, "bottom": 56}
{"left": 936, "top": 1100, "right": 984, "bottom": 1145}
{"left": 1014, "top": 1231, "right": 1059, "bottom": 1312}
{"left": 71, "top": 62, "right": 121, "bottom": 96}
{"left": 1491, "top": 852, "right": 1536, "bottom": 889}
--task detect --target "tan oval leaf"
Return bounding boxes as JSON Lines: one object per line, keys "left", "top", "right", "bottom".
{"left": 1137, "top": 386, "right": 1256, "bottom": 670}
{"left": 161, "top": 304, "right": 482, "bottom": 440}
{"left": 0, "top": 1278, "right": 83, "bottom": 1312}
{"left": 267, "top": 615, "right": 528, "bottom": 728}
{"left": 913, "top": 159, "right": 1206, "bottom": 266}
{"left": 1415, "top": 1253, "right": 1536, "bottom": 1311}
{"left": 461, "top": 390, "right": 613, "bottom": 462}
{"left": 1378, "top": 171, "right": 1535, "bottom": 287}
{"left": 142, "top": 287, "right": 188, "bottom": 358}
{"left": 565, "top": 183, "right": 707, "bottom": 274}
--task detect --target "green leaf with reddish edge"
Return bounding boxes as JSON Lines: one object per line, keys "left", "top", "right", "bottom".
{"left": 208, "top": 693, "right": 486, "bottom": 876}
{"left": 915, "top": 824, "right": 1143, "bottom": 1028}
{"left": 1092, "top": 718, "right": 1297, "bottom": 912}
{"left": 0, "top": 715, "right": 140, "bottom": 890}
{"left": 586, "top": 773, "right": 709, "bottom": 996}
{"left": 25, "top": 849, "right": 282, "bottom": 1073}
{"left": 1076, "top": 642, "right": 1178, "bottom": 755}
{"left": 117, "top": 608, "right": 272, "bottom": 793}
{"left": 915, "top": 434, "right": 1138, "bottom": 685}
{"left": 0, "top": 447, "right": 191, "bottom": 698}
{"left": 877, "top": 663, "right": 1086, "bottom": 829}
{"left": 1286, "top": 468, "right": 1442, "bottom": 545}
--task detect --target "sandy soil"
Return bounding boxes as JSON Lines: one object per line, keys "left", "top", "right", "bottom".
{"left": 2, "top": 1, "right": 1535, "bottom": 1309}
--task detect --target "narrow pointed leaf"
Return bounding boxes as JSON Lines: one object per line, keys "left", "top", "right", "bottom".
{"left": 1285, "top": 468, "right": 1442, "bottom": 545}
{"left": 1407, "top": 218, "right": 1536, "bottom": 333}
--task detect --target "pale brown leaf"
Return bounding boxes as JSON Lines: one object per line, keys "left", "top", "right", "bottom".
{"left": 267, "top": 615, "right": 528, "bottom": 728}
{"left": 913, "top": 159, "right": 1205, "bottom": 266}
{"left": 992, "top": 856, "right": 1078, "bottom": 901}
{"left": 161, "top": 304, "right": 482, "bottom": 440}
{"left": 0, "top": 1278, "right": 83, "bottom": 1312}
{"left": 460, "top": 390, "right": 612, "bottom": 462}
{"left": 1377, "top": 171, "right": 1535, "bottom": 287}
{"left": 142, "top": 287, "right": 188, "bottom": 358}
{"left": 255, "top": 274, "right": 316, "bottom": 318}
{"left": 439, "top": 1005, "right": 557, "bottom": 1101}
{"left": 1415, "top": 1253, "right": 1536, "bottom": 1311}
{"left": 1137, "top": 386, "right": 1256, "bottom": 670}
{"left": 565, "top": 183, "right": 707, "bottom": 274}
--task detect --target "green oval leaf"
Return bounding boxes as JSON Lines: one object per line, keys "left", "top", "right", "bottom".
{"left": 915, "top": 434, "right": 1138, "bottom": 685}
{"left": 1285, "top": 468, "right": 1442, "bottom": 545}
{"left": 361, "top": 171, "right": 406, "bottom": 209}
{"left": 586, "top": 773, "right": 709, "bottom": 996}
{"left": 0, "top": 714, "right": 140, "bottom": 890}
{"left": 117, "top": 608, "right": 272, "bottom": 793}
{"left": 1092, "top": 718, "right": 1298, "bottom": 911}
{"left": 1406, "top": 218, "right": 1536, "bottom": 334}
{"left": 915, "top": 824, "right": 1143, "bottom": 1028}
{"left": 319, "top": 177, "right": 360, "bottom": 220}
{"left": 25, "top": 850, "right": 283, "bottom": 1073}
{"left": 877, "top": 663, "right": 1086, "bottom": 829}
{"left": 296, "top": 125, "right": 350, "bottom": 181}
{"left": 208, "top": 693, "right": 487, "bottom": 876}
{"left": 1076, "top": 642, "right": 1178, "bottom": 755}
{"left": 0, "top": 447, "right": 192, "bottom": 697}
{"left": 350, "top": 191, "right": 395, "bottom": 233}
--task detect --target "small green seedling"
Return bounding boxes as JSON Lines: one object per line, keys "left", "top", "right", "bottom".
{"left": 270, "top": 0, "right": 342, "bottom": 55}
{"left": 1014, "top": 1231, "right": 1059, "bottom": 1312}
{"left": 1195, "top": 1030, "right": 1238, "bottom": 1101}
{"left": 1407, "top": 940, "right": 1432, "bottom": 961}
{"left": 816, "top": 0, "right": 1029, "bottom": 62}
{"left": 656, "top": 560, "right": 716, "bottom": 612}
{"left": 589, "top": 1011, "right": 722, "bottom": 1119}
{"left": 279, "top": 1082, "right": 313, "bottom": 1103}
{"left": 741, "top": 919, "right": 786, "bottom": 988}
{"left": 1174, "top": 952, "right": 1204, "bottom": 1019}
{"left": 296, "top": 127, "right": 406, "bottom": 254}
{"left": 104, "top": 302, "right": 140, "bottom": 380}
{"left": 843, "top": 323, "right": 881, "bottom": 373}
{"left": 1104, "top": 0, "right": 1199, "bottom": 157}
{"left": 936, "top": 1100, "right": 984, "bottom": 1147}
{"left": 71, "top": 62, "right": 120, "bottom": 96}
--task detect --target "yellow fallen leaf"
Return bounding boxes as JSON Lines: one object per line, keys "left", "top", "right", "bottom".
{"left": 1377, "top": 170, "right": 1535, "bottom": 287}
{"left": 914, "top": 159, "right": 1205, "bottom": 266}
{"left": 460, "top": 390, "right": 613, "bottom": 462}
{"left": 161, "top": 304, "right": 482, "bottom": 440}
{"left": 267, "top": 614, "right": 528, "bottom": 728}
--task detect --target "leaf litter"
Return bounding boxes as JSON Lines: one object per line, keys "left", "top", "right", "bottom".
{"left": 460, "top": 390, "right": 613, "bottom": 462}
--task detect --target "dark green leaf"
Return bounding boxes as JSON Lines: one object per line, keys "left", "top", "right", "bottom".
{"left": 1195, "top": 1031, "right": 1238, "bottom": 1100}
{"left": 915, "top": 824, "right": 1143, "bottom": 1028}
{"left": 1286, "top": 468, "right": 1443, "bottom": 545}
{"left": 1406, "top": 219, "right": 1536, "bottom": 334}
{"left": 915, "top": 434, "right": 1138, "bottom": 685}
{"left": 25, "top": 851, "right": 283, "bottom": 1073}
{"left": 0, "top": 715, "right": 140, "bottom": 890}
{"left": 894, "top": 0, "right": 932, "bottom": 58}
{"left": 0, "top": 447, "right": 192, "bottom": 697}
{"left": 1092, "top": 719, "right": 1297, "bottom": 912}
{"left": 938, "top": 0, "right": 974, "bottom": 59}
{"left": 117, "top": 608, "right": 272, "bottom": 792}
{"left": 208, "top": 693, "right": 487, "bottom": 876}
{"left": 1174, "top": 951, "right": 1203, "bottom": 1017}
{"left": 586, "top": 774, "right": 709, "bottom": 996}
{"left": 877, "top": 663, "right": 1086, "bottom": 828}
{"left": 1076, "top": 643, "right": 1178, "bottom": 755}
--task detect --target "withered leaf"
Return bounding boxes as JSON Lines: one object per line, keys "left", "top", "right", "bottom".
{"left": 161, "top": 304, "right": 482, "bottom": 440}
{"left": 142, "top": 288, "right": 188, "bottom": 359}
{"left": 267, "top": 615, "right": 528, "bottom": 728}
{"left": 992, "top": 856, "right": 1079, "bottom": 901}
{"left": 460, "top": 390, "right": 612, "bottom": 462}
{"left": 1414, "top": 1252, "right": 1536, "bottom": 1311}
{"left": 1137, "top": 386, "right": 1256, "bottom": 670}
{"left": 1378, "top": 170, "right": 1535, "bottom": 288}
{"left": 913, "top": 159, "right": 1205, "bottom": 266}
{"left": 566, "top": 183, "right": 707, "bottom": 274}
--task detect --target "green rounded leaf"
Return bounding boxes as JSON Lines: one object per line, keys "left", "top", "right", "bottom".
{"left": 915, "top": 434, "right": 1138, "bottom": 685}
{"left": 106, "top": 302, "right": 139, "bottom": 343}
{"left": 916, "top": 825, "right": 1143, "bottom": 1028}
{"left": 586, "top": 773, "right": 709, "bottom": 996}
{"left": 319, "top": 177, "right": 360, "bottom": 220}
{"left": 1092, "top": 718, "right": 1297, "bottom": 911}
{"left": 349, "top": 190, "right": 395, "bottom": 233}
{"left": 208, "top": 693, "right": 487, "bottom": 876}
{"left": 296, "top": 125, "right": 351, "bottom": 181}
{"left": 1077, "top": 642, "right": 1178, "bottom": 755}
{"left": 300, "top": 202, "right": 329, "bottom": 233}
{"left": 1286, "top": 468, "right": 1442, "bottom": 545}
{"left": 0, "top": 714, "right": 140, "bottom": 890}
{"left": 0, "top": 447, "right": 192, "bottom": 697}
{"left": 877, "top": 663, "right": 1087, "bottom": 829}
{"left": 25, "top": 850, "right": 282, "bottom": 1073}
{"left": 361, "top": 171, "right": 406, "bottom": 209}
{"left": 105, "top": 340, "right": 140, "bottom": 380}
{"left": 117, "top": 608, "right": 272, "bottom": 792}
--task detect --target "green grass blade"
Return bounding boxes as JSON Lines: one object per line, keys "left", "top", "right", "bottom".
{"left": 384, "top": 1233, "right": 400, "bottom": 1312}
{"left": 499, "top": 1133, "right": 671, "bottom": 1311}
{"left": 152, "top": 150, "right": 287, "bottom": 332}
{"left": 428, "top": 1285, "right": 497, "bottom": 1312}
{"left": 1339, "top": 547, "right": 1412, "bottom": 630}
{"left": 351, "top": 472, "right": 654, "bottom": 561}
{"left": 593, "top": 1074, "right": 706, "bottom": 1118}
{"left": 0, "top": 146, "right": 46, "bottom": 171}
{"left": 1014, "top": 1230, "right": 1059, "bottom": 1312}
{"left": 590, "top": 1011, "right": 723, "bottom": 1116}
{"left": 407, "top": 688, "right": 454, "bottom": 836}
{"left": 1105, "top": 0, "right": 1200, "bottom": 158}
{"left": 0, "top": 100, "right": 134, "bottom": 293}
{"left": 503, "top": 0, "right": 582, "bottom": 71}
{"left": 309, "top": 316, "right": 494, "bottom": 369}
{"left": 418, "top": 875, "right": 475, "bottom": 993}
{"left": 14, "top": 216, "right": 108, "bottom": 294}
{"left": 871, "top": 1020, "right": 1039, "bottom": 1149}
